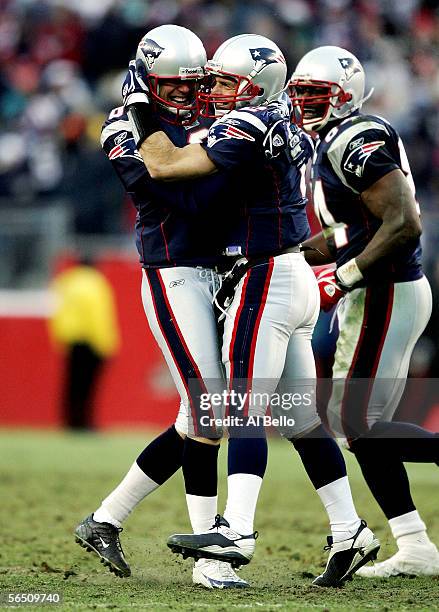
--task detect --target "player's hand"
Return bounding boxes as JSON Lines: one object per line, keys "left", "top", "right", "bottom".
{"left": 263, "top": 93, "right": 292, "bottom": 159}
{"left": 288, "top": 124, "right": 314, "bottom": 169}
{"left": 314, "top": 267, "right": 345, "bottom": 312}
{"left": 266, "top": 92, "right": 291, "bottom": 119}
{"left": 263, "top": 119, "right": 314, "bottom": 167}
{"left": 263, "top": 117, "right": 289, "bottom": 160}
{"left": 122, "top": 60, "right": 150, "bottom": 108}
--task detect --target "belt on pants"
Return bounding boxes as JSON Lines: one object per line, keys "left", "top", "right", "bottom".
{"left": 212, "top": 244, "right": 303, "bottom": 320}
{"left": 214, "top": 244, "right": 303, "bottom": 274}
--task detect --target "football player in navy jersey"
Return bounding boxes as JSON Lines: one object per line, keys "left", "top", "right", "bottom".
{"left": 129, "top": 34, "right": 380, "bottom": 587}
{"left": 290, "top": 46, "right": 439, "bottom": 577}
{"left": 74, "top": 24, "right": 253, "bottom": 589}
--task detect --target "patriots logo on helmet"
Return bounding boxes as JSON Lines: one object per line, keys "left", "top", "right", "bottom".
{"left": 139, "top": 38, "right": 165, "bottom": 70}
{"left": 338, "top": 57, "right": 362, "bottom": 81}
{"left": 250, "top": 48, "right": 286, "bottom": 74}
{"left": 343, "top": 140, "right": 385, "bottom": 177}
{"left": 207, "top": 122, "right": 255, "bottom": 147}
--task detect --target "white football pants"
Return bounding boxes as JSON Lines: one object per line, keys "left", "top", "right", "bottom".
{"left": 327, "top": 276, "right": 432, "bottom": 440}
{"left": 141, "top": 253, "right": 321, "bottom": 438}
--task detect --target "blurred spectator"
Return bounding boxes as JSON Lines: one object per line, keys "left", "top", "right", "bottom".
{"left": 0, "top": 0, "right": 438, "bottom": 230}
{"left": 48, "top": 256, "right": 120, "bottom": 429}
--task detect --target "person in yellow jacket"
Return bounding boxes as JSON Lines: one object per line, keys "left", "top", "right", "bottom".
{"left": 49, "top": 257, "right": 120, "bottom": 429}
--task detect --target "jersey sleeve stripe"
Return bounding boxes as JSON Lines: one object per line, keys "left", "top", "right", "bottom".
{"left": 326, "top": 121, "right": 390, "bottom": 193}
{"left": 224, "top": 110, "right": 268, "bottom": 134}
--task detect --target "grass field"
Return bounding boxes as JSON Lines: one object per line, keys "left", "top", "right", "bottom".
{"left": 1, "top": 430, "right": 438, "bottom": 611}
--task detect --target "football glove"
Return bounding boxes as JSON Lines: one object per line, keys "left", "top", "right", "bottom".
{"left": 263, "top": 93, "right": 291, "bottom": 159}
{"left": 288, "top": 124, "right": 314, "bottom": 169}
{"left": 266, "top": 91, "right": 292, "bottom": 119}
{"left": 213, "top": 260, "right": 249, "bottom": 322}
{"left": 263, "top": 117, "right": 313, "bottom": 169}
{"left": 122, "top": 60, "right": 161, "bottom": 147}
{"left": 262, "top": 118, "right": 289, "bottom": 160}
{"left": 315, "top": 267, "right": 345, "bottom": 312}
{"left": 122, "top": 59, "right": 150, "bottom": 109}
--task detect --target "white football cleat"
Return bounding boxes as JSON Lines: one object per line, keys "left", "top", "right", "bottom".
{"left": 192, "top": 559, "right": 249, "bottom": 589}
{"left": 356, "top": 542, "right": 439, "bottom": 577}
{"left": 168, "top": 515, "right": 257, "bottom": 568}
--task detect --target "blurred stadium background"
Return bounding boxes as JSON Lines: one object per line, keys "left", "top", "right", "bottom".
{"left": 1, "top": 0, "right": 439, "bottom": 430}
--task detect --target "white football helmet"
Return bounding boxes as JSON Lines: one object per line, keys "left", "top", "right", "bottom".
{"left": 136, "top": 24, "right": 206, "bottom": 123}
{"left": 198, "top": 34, "right": 287, "bottom": 117}
{"left": 289, "top": 46, "right": 373, "bottom": 131}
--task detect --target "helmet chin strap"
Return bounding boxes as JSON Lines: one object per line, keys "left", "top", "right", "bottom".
{"left": 359, "top": 86, "right": 374, "bottom": 107}
{"left": 332, "top": 86, "right": 375, "bottom": 120}
{"left": 266, "top": 86, "right": 289, "bottom": 104}
{"left": 345, "top": 86, "right": 375, "bottom": 114}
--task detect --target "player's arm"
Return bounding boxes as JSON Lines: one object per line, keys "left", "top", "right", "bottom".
{"left": 137, "top": 132, "right": 217, "bottom": 181}
{"left": 122, "top": 62, "right": 217, "bottom": 181}
{"left": 328, "top": 126, "right": 421, "bottom": 289}
{"left": 355, "top": 169, "right": 421, "bottom": 271}
{"left": 302, "top": 231, "right": 335, "bottom": 266}
{"left": 101, "top": 106, "right": 149, "bottom": 190}
{"left": 134, "top": 108, "right": 261, "bottom": 181}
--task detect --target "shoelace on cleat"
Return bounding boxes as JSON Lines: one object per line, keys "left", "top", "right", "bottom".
{"left": 210, "top": 514, "right": 259, "bottom": 540}
{"left": 322, "top": 521, "right": 368, "bottom": 553}
{"left": 211, "top": 514, "right": 224, "bottom": 530}
{"left": 96, "top": 524, "right": 125, "bottom": 555}
{"left": 323, "top": 535, "right": 333, "bottom": 551}
{"left": 115, "top": 527, "right": 125, "bottom": 554}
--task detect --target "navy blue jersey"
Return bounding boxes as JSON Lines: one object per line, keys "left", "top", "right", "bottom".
{"left": 101, "top": 106, "right": 229, "bottom": 268}
{"left": 312, "top": 114, "right": 423, "bottom": 283}
{"left": 202, "top": 107, "right": 310, "bottom": 257}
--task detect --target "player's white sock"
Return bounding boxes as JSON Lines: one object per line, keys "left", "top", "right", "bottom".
{"left": 185, "top": 494, "right": 218, "bottom": 533}
{"left": 93, "top": 462, "right": 159, "bottom": 528}
{"left": 316, "top": 475, "right": 361, "bottom": 542}
{"left": 223, "top": 473, "right": 262, "bottom": 534}
{"left": 389, "top": 510, "right": 430, "bottom": 547}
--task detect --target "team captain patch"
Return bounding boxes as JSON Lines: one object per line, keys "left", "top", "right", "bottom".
{"left": 343, "top": 140, "right": 385, "bottom": 178}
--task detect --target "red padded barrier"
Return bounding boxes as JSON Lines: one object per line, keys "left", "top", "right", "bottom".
{"left": 0, "top": 256, "right": 179, "bottom": 429}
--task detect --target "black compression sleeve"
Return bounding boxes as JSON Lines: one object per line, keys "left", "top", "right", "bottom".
{"left": 127, "top": 103, "right": 161, "bottom": 147}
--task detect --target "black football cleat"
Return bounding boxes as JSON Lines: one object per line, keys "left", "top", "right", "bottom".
{"left": 167, "top": 515, "right": 257, "bottom": 569}
{"left": 313, "top": 520, "right": 380, "bottom": 587}
{"left": 74, "top": 513, "right": 131, "bottom": 577}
